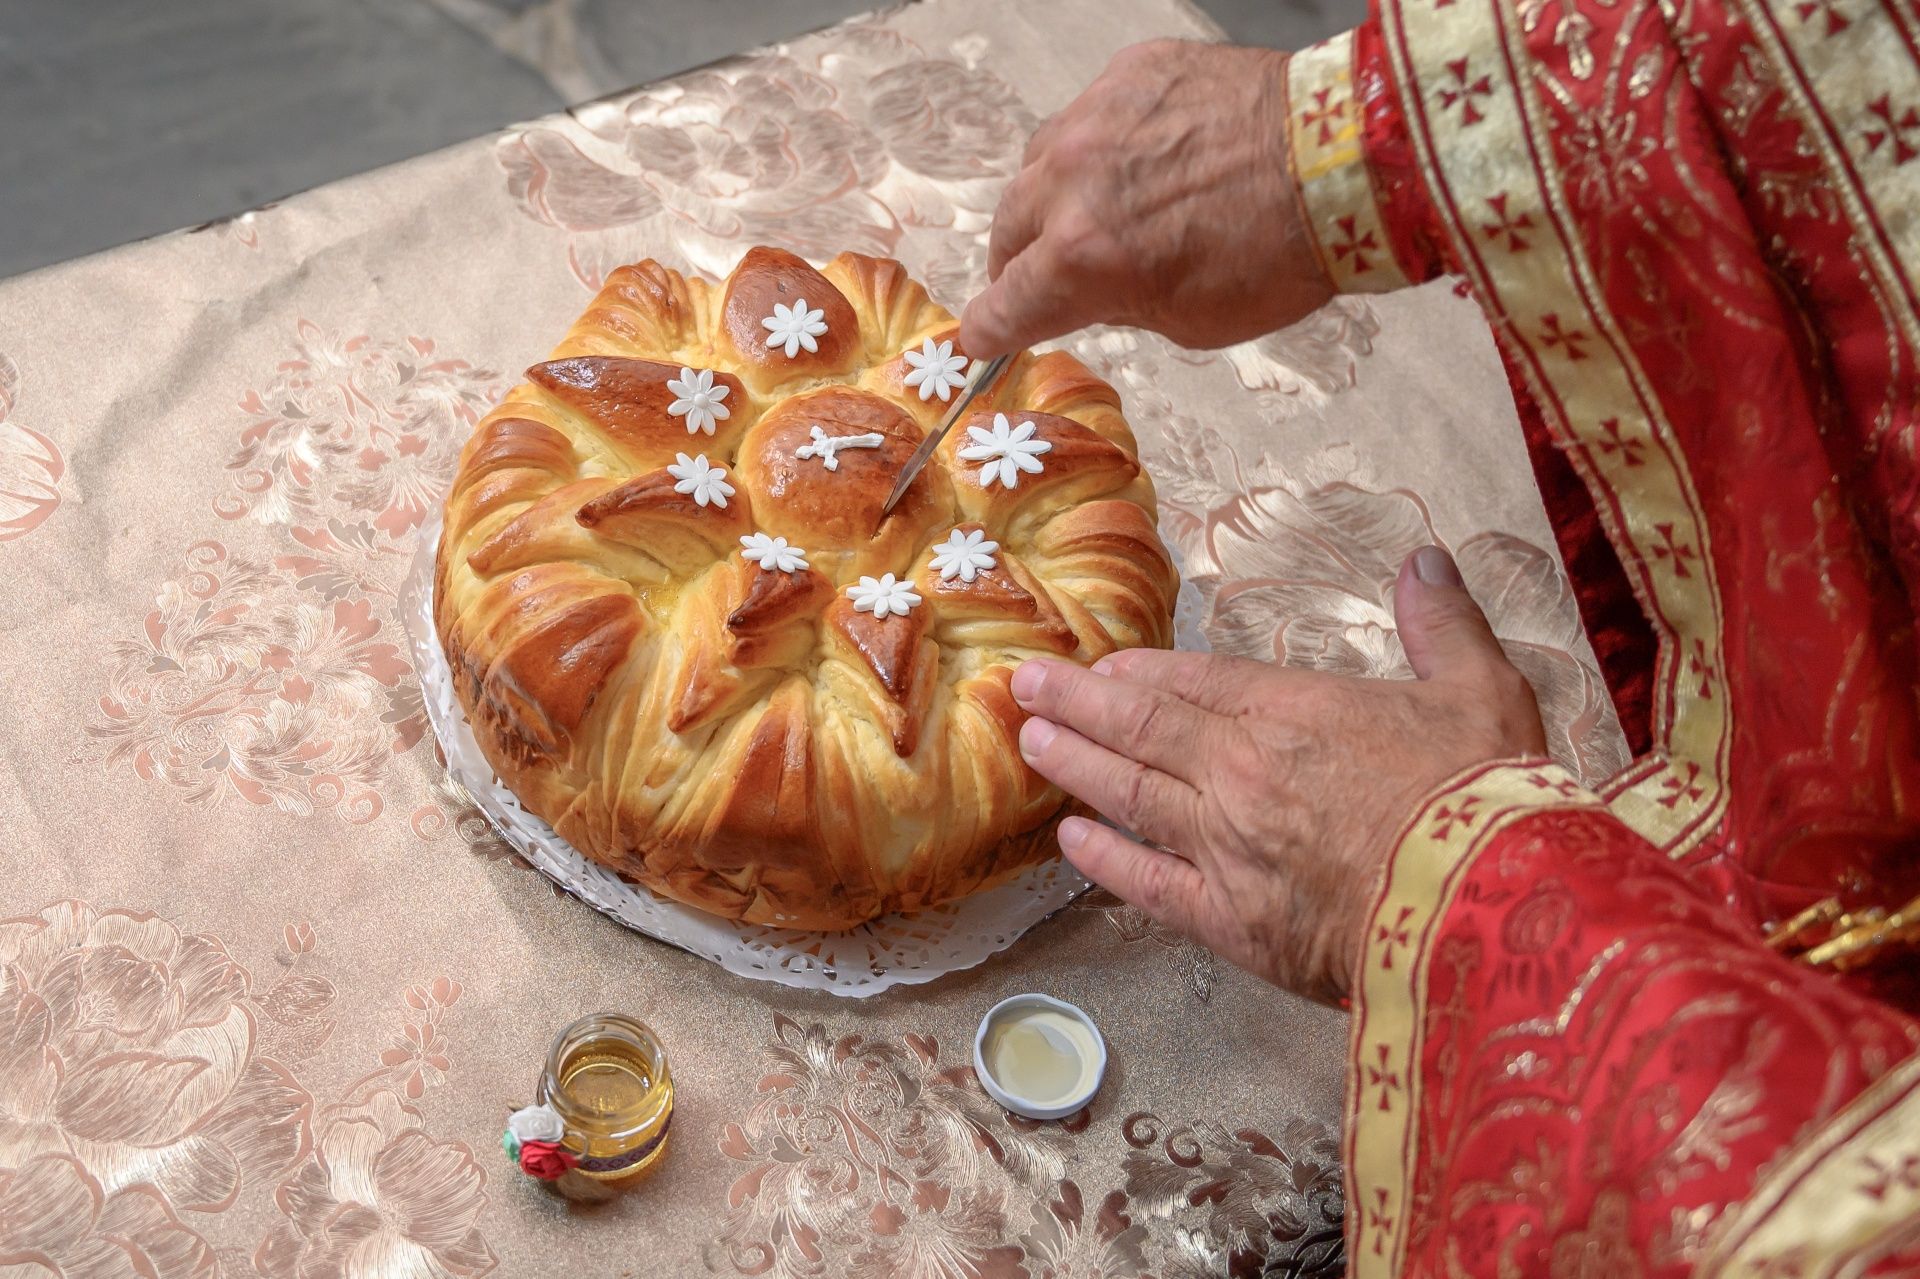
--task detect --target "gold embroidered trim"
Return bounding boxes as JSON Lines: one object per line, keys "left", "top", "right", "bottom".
{"left": 1283, "top": 31, "right": 1410, "bottom": 293}
{"left": 1380, "top": 0, "right": 1733, "bottom": 856}
{"left": 1697, "top": 1048, "right": 1920, "bottom": 1276}
{"left": 1731, "top": 0, "right": 1920, "bottom": 355}
{"left": 1345, "top": 760, "right": 1603, "bottom": 1276}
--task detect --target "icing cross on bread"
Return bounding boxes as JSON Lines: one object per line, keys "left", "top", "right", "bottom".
{"left": 435, "top": 246, "right": 1177, "bottom": 929}
{"left": 794, "top": 423, "right": 885, "bottom": 470}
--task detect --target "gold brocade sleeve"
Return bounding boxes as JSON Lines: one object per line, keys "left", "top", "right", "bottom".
{"left": 1280, "top": 31, "right": 1410, "bottom": 294}
{"left": 1343, "top": 761, "right": 1606, "bottom": 1269}
{"left": 1350, "top": 763, "right": 1920, "bottom": 1277}
{"left": 1288, "top": 0, "right": 1920, "bottom": 1269}
{"left": 1697, "top": 1049, "right": 1920, "bottom": 1275}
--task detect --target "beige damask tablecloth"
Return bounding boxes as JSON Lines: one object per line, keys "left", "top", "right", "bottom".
{"left": 0, "top": 1, "right": 1627, "bottom": 1275}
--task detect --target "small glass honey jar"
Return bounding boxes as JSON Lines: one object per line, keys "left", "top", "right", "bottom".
{"left": 532, "top": 1013, "right": 674, "bottom": 1182}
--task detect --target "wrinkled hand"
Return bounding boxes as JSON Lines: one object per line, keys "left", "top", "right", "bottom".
{"left": 1012, "top": 548, "right": 1548, "bottom": 1004}
{"left": 960, "top": 39, "right": 1334, "bottom": 356}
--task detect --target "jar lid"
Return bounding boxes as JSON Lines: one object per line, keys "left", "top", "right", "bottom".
{"left": 972, "top": 993, "right": 1107, "bottom": 1120}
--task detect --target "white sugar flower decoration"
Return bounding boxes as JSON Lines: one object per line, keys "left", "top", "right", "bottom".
{"left": 959, "top": 413, "right": 1053, "bottom": 490}
{"left": 848, "top": 573, "right": 922, "bottom": 620}
{"left": 762, "top": 298, "right": 828, "bottom": 358}
{"left": 929, "top": 528, "right": 1000, "bottom": 583}
{"left": 507, "top": 1103, "right": 565, "bottom": 1144}
{"left": 902, "top": 337, "right": 970, "bottom": 402}
{"left": 794, "top": 424, "right": 885, "bottom": 471}
{"left": 667, "top": 452, "right": 735, "bottom": 508}
{"left": 666, "top": 366, "right": 730, "bottom": 436}
{"left": 740, "top": 532, "right": 810, "bottom": 574}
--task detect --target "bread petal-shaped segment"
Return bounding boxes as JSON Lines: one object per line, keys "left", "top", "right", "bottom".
{"left": 447, "top": 565, "right": 644, "bottom": 764}
{"left": 890, "top": 665, "right": 1063, "bottom": 912}
{"left": 716, "top": 247, "right": 860, "bottom": 393}
{"left": 823, "top": 595, "right": 938, "bottom": 757}
{"left": 912, "top": 527, "right": 1079, "bottom": 656}
{"left": 821, "top": 252, "right": 950, "bottom": 363}
{"left": 466, "top": 479, "right": 662, "bottom": 586}
{"left": 1029, "top": 499, "right": 1179, "bottom": 651}
{"left": 860, "top": 323, "right": 985, "bottom": 432}
{"left": 455, "top": 415, "right": 576, "bottom": 490}
{"left": 446, "top": 416, "right": 576, "bottom": 533}
{"left": 725, "top": 557, "right": 835, "bottom": 669}
{"left": 692, "top": 675, "right": 817, "bottom": 858}
{"left": 1007, "top": 350, "right": 1136, "bottom": 450}
{"left": 664, "top": 554, "right": 832, "bottom": 734}
{"left": 663, "top": 564, "right": 786, "bottom": 734}
{"left": 665, "top": 678, "right": 887, "bottom": 928}
{"left": 573, "top": 466, "right": 752, "bottom": 576}
{"left": 807, "top": 679, "right": 945, "bottom": 896}
{"left": 528, "top": 356, "right": 749, "bottom": 471}
{"left": 920, "top": 540, "right": 1040, "bottom": 619}
{"left": 946, "top": 666, "right": 1043, "bottom": 815}
{"left": 943, "top": 409, "right": 1141, "bottom": 531}
{"left": 554, "top": 259, "right": 700, "bottom": 358}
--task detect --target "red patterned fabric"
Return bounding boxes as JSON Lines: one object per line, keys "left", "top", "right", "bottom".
{"left": 1284, "top": 0, "right": 1920, "bottom": 1268}
{"left": 1405, "top": 805, "right": 1918, "bottom": 1273}
{"left": 1339, "top": 0, "right": 1920, "bottom": 929}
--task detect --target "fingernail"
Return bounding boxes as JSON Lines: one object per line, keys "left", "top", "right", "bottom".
{"left": 1090, "top": 655, "right": 1116, "bottom": 677}
{"left": 1057, "top": 816, "right": 1088, "bottom": 853}
{"left": 1020, "top": 717, "right": 1057, "bottom": 760}
{"left": 1010, "top": 661, "right": 1049, "bottom": 705}
{"left": 1413, "top": 546, "right": 1464, "bottom": 587}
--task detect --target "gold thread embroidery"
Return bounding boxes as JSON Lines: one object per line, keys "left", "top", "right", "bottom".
{"left": 1285, "top": 33, "right": 1412, "bottom": 293}
{"left": 1351, "top": 0, "right": 1787, "bottom": 1262}
{"left": 1381, "top": 0, "right": 1733, "bottom": 857}
{"left": 1730, "top": 0, "right": 1920, "bottom": 354}
{"left": 1345, "top": 761, "right": 1604, "bottom": 1276}
{"left": 1697, "top": 1048, "right": 1920, "bottom": 1277}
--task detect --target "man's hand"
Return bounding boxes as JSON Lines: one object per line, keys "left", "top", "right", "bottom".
{"left": 1012, "top": 548, "right": 1548, "bottom": 1004}
{"left": 960, "top": 39, "right": 1335, "bottom": 356}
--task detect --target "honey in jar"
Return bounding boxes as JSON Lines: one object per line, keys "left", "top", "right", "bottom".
{"left": 536, "top": 1013, "right": 674, "bottom": 1181}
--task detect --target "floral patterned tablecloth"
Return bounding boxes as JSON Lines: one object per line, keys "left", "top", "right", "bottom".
{"left": 0, "top": 1, "right": 1625, "bottom": 1275}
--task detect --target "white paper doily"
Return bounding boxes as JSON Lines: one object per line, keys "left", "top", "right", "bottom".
{"left": 402, "top": 509, "right": 1208, "bottom": 996}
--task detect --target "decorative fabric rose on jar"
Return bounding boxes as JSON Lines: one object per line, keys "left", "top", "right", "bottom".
{"left": 503, "top": 1103, "right": 577, "bottom": 1181}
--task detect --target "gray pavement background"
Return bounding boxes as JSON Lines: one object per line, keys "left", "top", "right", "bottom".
{"left": 0, "top": 0, "right": 1363, "bottom": 281}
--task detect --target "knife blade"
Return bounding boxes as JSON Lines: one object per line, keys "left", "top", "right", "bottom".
{"left": 879, "top": 352, "right": 1012, "bottom": 518}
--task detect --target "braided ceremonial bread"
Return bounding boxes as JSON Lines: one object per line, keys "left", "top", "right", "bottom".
{"left": 435, "top": 247, "right": 1176, "bottom": 928}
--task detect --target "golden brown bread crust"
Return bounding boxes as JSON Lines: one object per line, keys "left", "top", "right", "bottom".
{"left": 435, "top": 247, "right": 1177, "bottom": 929}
